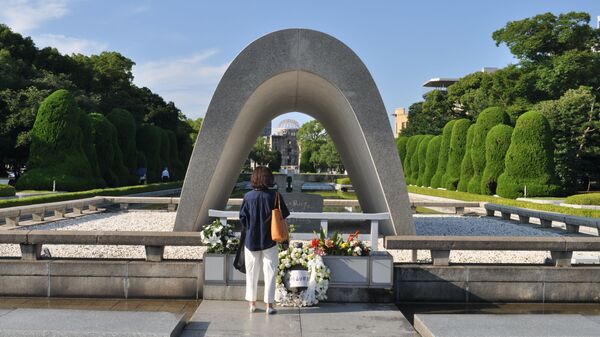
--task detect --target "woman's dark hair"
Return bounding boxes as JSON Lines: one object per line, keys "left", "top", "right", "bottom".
{"left": 250, "top": 166, "right": 274, "bottom": 190}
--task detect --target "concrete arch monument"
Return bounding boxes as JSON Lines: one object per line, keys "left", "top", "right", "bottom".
{"left": 174, "top": 29, "right": 414, "bottom": 235}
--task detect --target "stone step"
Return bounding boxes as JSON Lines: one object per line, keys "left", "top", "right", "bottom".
{"left": 415, "top": 314, "right": 600, "bottom": 337}
{"left": 0, "top": 308, "right": 185, "bottom": 337}
{"left": 181, "top": 300, "right": 416, "bottom": 336}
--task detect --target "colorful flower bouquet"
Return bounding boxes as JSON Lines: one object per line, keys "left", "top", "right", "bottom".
{"left": 310, "top": 229, "right": 370, "bottom": 256}
{"left": 200, "top": 219, "right": 239, "bottom": 254}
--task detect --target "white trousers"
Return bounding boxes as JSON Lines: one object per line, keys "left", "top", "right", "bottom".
{"left": 244, "top": 244, "right": 278, "bottom": 303}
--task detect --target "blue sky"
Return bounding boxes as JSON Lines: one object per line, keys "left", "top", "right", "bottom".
{"left": 1, "top": 0, "right": 600, "bottom": 130}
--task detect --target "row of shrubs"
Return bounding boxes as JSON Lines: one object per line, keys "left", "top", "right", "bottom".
{"left": 397, "top": 107, "right": 561, "bottom": 199}
{"left": 564, "top": 193, "right": 600, "bottom": 206}
{"left": 0, "top": 184, "right": 15, "bottom": 197}
{"left": 16, "top": 90, "right": 187, "bottom": 192}
{"left": 0, "top": 181, "right": 182, "bottom": 209}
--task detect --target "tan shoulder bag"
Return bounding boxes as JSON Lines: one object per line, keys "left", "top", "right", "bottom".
{"left": 271, "top": 192, "right": 288, "bottom": 242}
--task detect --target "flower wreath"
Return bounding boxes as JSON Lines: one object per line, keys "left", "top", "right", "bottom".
{"left": 275, "top": 244, "right": 330, "bottom": 307}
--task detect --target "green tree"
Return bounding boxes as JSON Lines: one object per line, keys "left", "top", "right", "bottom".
{"left": 422, "top": 135, "right": 442, "bottom": 187}
{"left": 443, "top": 119, "right": 471, "bottom": 190}
{"left": 408, "top": 135, "right": 425, "bottom": 185}
{"left": 431, "top": 120, "right": 456, "bottom": 188}
{"left": 457, "top": 125, "right": 476, "bottom": 192}
{"left": 403, "top": 136, "right": 420, "bottom": 183}
{"left": 403, "top": 91, "right": 456, "bottom": 136}
{"left": 17, "top": 90, "right": 103, "bottom": 191}
{"left": 497, "top": 111, "right": 561, "bottom": 198}
{"left": 481, "top": 124, "right": 513, "bottom": 195}
{"left": 535, "top": 86, "right": 600, "bottom": 191}
{"left": 468, "top": 107, "right": 510, "bottom": 193}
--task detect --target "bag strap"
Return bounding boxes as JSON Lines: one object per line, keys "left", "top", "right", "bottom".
{"left": 274, "top": 191, "right": 280, "bottom": 209}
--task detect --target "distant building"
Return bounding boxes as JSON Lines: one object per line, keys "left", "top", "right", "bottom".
{"left": 392, "top": 107, "right": 408, "bottom": 138}
{"left": 261, "top": 121, "right": 272, "bottom": 137}
{"left": 268, "top": 119, "right": 300, "bottom": 173}
{"left": 422, "top": 67, "right": 498, "bottom": 91}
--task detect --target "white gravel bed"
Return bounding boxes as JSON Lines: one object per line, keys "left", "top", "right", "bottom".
{"left": 0, "top": 211, "right": 597, "bottom": 264}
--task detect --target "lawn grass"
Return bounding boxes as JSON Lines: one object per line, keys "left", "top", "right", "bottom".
{"left": 407, "top": 185, "right": 600, "bottom": 218}
{"left": 0, "top": 181, "right": 182, "bottom": 209}
{"left": 306, "top": 190, "right": 357, "bottom": 200}
{"left": 564, "top": 193, "right": 600, "bottom": 206}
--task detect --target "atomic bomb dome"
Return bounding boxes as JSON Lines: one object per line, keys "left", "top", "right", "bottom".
{"left": 276, "top": 119, "right": 300, "bottom": 135}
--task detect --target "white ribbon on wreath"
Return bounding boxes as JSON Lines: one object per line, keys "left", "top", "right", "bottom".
{"left": 275, "top": 246, "right": 330, "bottom": 307}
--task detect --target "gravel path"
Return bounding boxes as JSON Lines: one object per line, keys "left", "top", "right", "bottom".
{"left": 0, "top": 211, "right": 597, "bottom": 264}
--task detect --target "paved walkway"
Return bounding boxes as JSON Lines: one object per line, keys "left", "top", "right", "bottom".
{"left": 180, "top": 300, "right": 418, "bottom": 337}
{"left": 409, "top": 192, "right": 486, "bottom": 215}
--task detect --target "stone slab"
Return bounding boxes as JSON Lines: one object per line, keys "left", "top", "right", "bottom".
{"left": 0, "top": 308, "right": 185, "bottom": 337}
{"left": 414, "top": 314, "right": 600, "bottom": 337}
{"left": 181, "top": 300, "right": 416, "bottom": 337}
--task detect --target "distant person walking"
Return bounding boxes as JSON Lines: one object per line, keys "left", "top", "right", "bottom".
{"left": 137, "top": 167, "right": 147, "bottom": 185}
{"left": 240, "top": 166, "right": 289, "bottom": 315}
{"left": 161, "top": 167, "right": 170, "bottom": 182}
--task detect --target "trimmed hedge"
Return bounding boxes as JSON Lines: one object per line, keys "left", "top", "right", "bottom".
{"left": 468, "top": 107, "right": 510, "bottom": 194}
{"left": 422, "top": 135, "right": 442, "bottom": 188}
{"left": 481, "top": 124, "right": 513, "bottom": 195}
{"left": 564, "top": 193, "right": 600, "bottom": 206}
{"left": 90, "top": 113, "right": 130, "bottom": 187}
{"left": 416, "top": 135, "right": 434, "bottom": 186}
{"left": 403, "top": 136, "right": 421, "bottom": 183}
{"left": 107, "top": 108, "right": 138, "bottom": 178}
{"left": 17, "top": 90, "right": 104, "bottom": 191}
{"left": 0, "top": 184, "right": 15, "bottom": 197}
{"left": 431, "top": 120, "right": 456, "bottom": 188}
{"left": 443, "top": 119, "right": 471, "bottom": 190}
{"left": 497, "top": 111, "right": 561, "bottom": 198}
{"left": 396, "top": 136, "right": 409, "bottom": 168}
{"left": 136, "top": 124, "right": 163, "bottom": 183}
{"left": 166, "top": 130, "right": 185, "bottom": 180}
{"left": 0, "top": 181, "right": 182, "bottom": 209}
{"left": 79, "top": 111, "right": 104, "bottom": 188}
{"left": 408, "top": 135, "right": 425, "bottom": 185}
{"left": 457, "top": 125, "right": 475, "bottom": 192}
{"left": 159, "top": 129, "right": 170, "bottom": 170}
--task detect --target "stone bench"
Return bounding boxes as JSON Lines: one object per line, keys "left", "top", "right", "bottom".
{"left": 1, "top": 197, "right": 105, "bottom": 226}
{"left": 484, "top": 203, "right": 599, "bottom": 233}
{"left": 0, "top": 230, "right": 202, "bottom": 262}
{"left": 410, "top": 201, "right": 480, "bottom": 214}
{"left": 103, "top": 196, "right": 179, "bottom": 211}
{"left": 384, "top": 235, "right": 600, "bottom": 267}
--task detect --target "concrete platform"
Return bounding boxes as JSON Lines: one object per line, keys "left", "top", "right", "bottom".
{"left": 0, "top": 308, "right": 185, "bottom": 336}
{"left": 415, "top": 314, "right": 600, "bottom": 337}
{"left": 181, "top": 300, "right": 417, "bottom": 336}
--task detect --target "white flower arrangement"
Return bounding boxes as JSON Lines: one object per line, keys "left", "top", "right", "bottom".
{"left": 275, "top": 244, "right": 330, "bottom": 307}
{"left": 200, "top": 219, "right": 239, "bottom": 254}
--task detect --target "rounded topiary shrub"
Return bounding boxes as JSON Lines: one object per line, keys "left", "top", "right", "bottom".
{"left": 166, "top": 129, "right": 185, "bottom": 180}
{"left": 90, "top": 113, "right": 130, "bottom": 187}
{"left": 416, "top": 135, "right": 434, "bottom": 186}
{"left": 422, "top": 135, "right": 442, "bottom": 187}
{"left": 457, "top": 124, "right": 475, "bottom": 192}
{"left": 403, "top": 136, "right": 420, "bottom": 183}
{"left": 396, "top": 136, "right": 409, "bottom": 168}
{"left": 79, "top": 112, "right": 105, "bottom": 188}
{"left": 497, "top": 111, "right": 561, "bottom": 198}
{"left": 409, "top": 135, "right": 425, "bottom": 185}
{"left": 159, "top": 128, "right": 171, "bottom": 170}
{"left": 107, "top": 108, "right": 138, "bottom": 176}
{"left": 442, "top": 119, "right": 471, "bottom": 190}
{"left": 0, "top": 184, "right": 16, "bottom": 197}
{"left": 467, "top": 106, "right": 510, "bottom": 194}
{"left": 481, "top": 124, "right": 513, "bottom": 195}
{"left": 431, "top": 120, "right": 456, "bottom": 188}
{"left": 17, "top": 90, "right": 104, "bottom": 191}
{"left": 136, "top": 124, "right": 163, "bottom": 183}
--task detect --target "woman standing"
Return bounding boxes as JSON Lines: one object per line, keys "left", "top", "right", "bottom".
{"left": 240, "top": 166, "right": 289, "bottom": 314}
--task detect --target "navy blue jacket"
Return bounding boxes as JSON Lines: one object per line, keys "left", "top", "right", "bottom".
{"left": 239, "top": 189, "right": 290, "bottom": 251}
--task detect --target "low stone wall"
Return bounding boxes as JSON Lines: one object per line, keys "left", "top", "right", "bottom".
{"left": 396, "top": 264, "right": 600, "bottom": 303}
{"left": 0, "top": 259, "right": 203, "bottom": 299}
{"left": 3, "top": 260, "right": 600, "bottom": 303}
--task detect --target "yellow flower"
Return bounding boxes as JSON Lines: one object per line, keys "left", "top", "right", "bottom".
{"left": 341, "top": 242, "right": 349, "bottom": 249}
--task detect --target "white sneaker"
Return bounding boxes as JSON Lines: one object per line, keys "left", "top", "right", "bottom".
{"left": 266, "top": 307, "right": 277, "bottom": 315}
